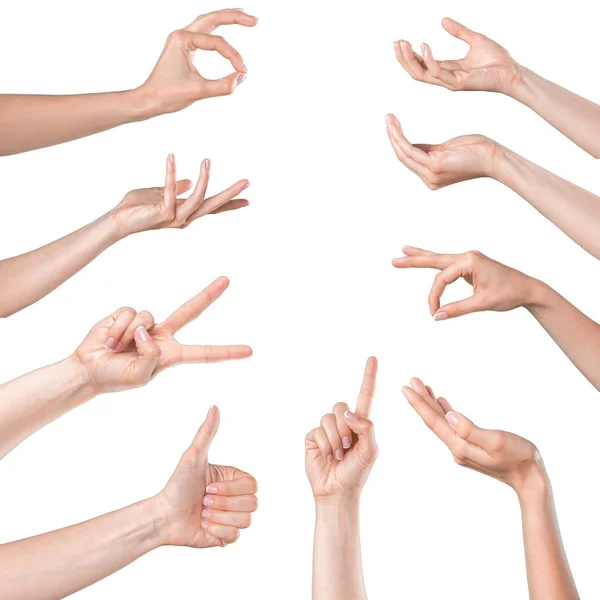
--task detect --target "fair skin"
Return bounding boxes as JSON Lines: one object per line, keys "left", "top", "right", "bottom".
{"left": 0, "top": 405, "right": 259, "bottom": 600}
{"left": 388, "top": 19, "right": 600, "bottom": 260}
{"left": 393, "top": 17, "right": 600, "bottom": 158}
{"left": 393, "top": 246, "right": 600, "bottom": 390}
{"left": 0, "top": 276, "right": 252, "bottom": 458}
{"left": 305, "top": 357, "right": 378, "bottom": 600}
{"left": 402, "top": 379, "right": 579, "bottom": 600}
{"left": 0, "top": 155, "right": 249, "bottom": 318}
{"left": 0, "top": 9, "right": 258, "bottom": 156}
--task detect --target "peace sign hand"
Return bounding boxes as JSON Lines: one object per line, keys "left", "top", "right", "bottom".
{"left": 74, "top": 276, "right": 252, "bottom": 394}
{"left": 305, "top": 357, "right": 379, "bottom": 500}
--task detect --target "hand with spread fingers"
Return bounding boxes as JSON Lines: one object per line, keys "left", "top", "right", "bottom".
{"left": 385, "top": 114, "right": 501, "bottom": 190}
{"left": 402, "top": 379, "right": 579, "bottom": 600}
{"left": 140, "top": 8, "right": 259, "bottom": 116}
{"left": 307, "top": 357, "right": 378, "bottom": 600}
{"left": 75, "top": 276, "right": 252, "bottom": 394}
{"left": 392, "top": 246, "right": 537, "bottom": 321}
{"left": 158, "top": 406, "right": 258, "bottom": 548}
{"left": 112, "top": 154, "right": 249, "bottom": 237}
{"left": 393, "top": 18, "right": 520, "bottom": 94}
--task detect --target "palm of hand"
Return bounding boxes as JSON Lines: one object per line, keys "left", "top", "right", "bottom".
{"left": 115, "top": 187, "right": 176, "bottom": 235}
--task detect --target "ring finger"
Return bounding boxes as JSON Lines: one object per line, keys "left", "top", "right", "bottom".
{"left": 201, "top": 508, "right": 252, "bottom": 529}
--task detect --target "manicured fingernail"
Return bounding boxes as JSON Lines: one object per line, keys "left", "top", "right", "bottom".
{"left": 327, "top": 453, "right": 334, "bottom": 464}
{"left": 105, "top": 337, "right": 116, "bottom": 350}
{"left": 201, "top": 521, "right": 209, "bottom": 529}
{"left": 203, "top": 496, "right": 214, "bottom": 507}
{"left": 335, "top": 448, "right": 344, "bottom": 461}
{"left": 236, "top": 73, "right": 247, "bottom": 86}
{"left": 242, "top": 181, "right": 250, "bottom": 190}
{"left": 434, "top": 312, "right": 448, "bottom": 321}
{"left": 409, "top": 379, "right": 416, "bottom": 389}
{"left": 421, "top": 43, "right": 426, "bottom": 54}
{"left": 403, "top": 245, "right": 414, "bottom": 251}
{"left": 135, "top": 326, "right": 150, "bottom": 342}
{"left": 242, "top": 62, "right": 248, "bottom": 73}
{"left": 206, "top": 485, "right": 218, "bottom": 494}
{"left": 401, "top": 387, "right": 411, "bottom": 400}
{"left": 342, "top": 436, "right": 351, "bottom": 449}
{"left": 201, "top": 509, "right": 211, "bottom": 519}
{"left": 114, "top": 342, "right": 124, "bottom": 352}
{"left": 168, "top": 153, "right": 174, "bottom": 165}
{"left": 204, "top": 158, "right": 211, "bottom": 172}
{"left": 385, "top": 114, "right": 392, "bottom": 127}
{"left": 344, "top": 410, "right": 358, "bottom": 423}
{"left": 446, "top": 411, "right": 461, "bottom": 428}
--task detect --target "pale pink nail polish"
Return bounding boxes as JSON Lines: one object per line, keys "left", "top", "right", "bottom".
{"left": 335, "top": 448, "right": 344, "bottom": 461}
{"left": 203, "top": 496, "right": 214, "bottom": 507}
{"left": 201, "top": 509, "right": 211, "bottom": 519}
{"left": 114, "top": 342, "right": 124, "bottom": 352}
{"left": 446, "top": 411, "right": 461, "bottom": 428}
{"left": 434, "top": 312, "right": 449, "bottom": 321}
{"left": 344, "top": 410, "right": 358, "bottom": 423}
{"left": 385, "top": 114, "right": 392, "bottom": 128}
{"left": 327, "top": 453, "right": 334, "bottom": 464}
{"left": 105, "top": 337, "right": 116, "bottom": 350}
{"left": 206, "top": 486, "right": 218, "bottom": 494}
{"left": 204, "top": 158, "right": 211, "bottom": 172}
{"left": 342, "top": 436, "right": 351, "bottom": 449}
{"left": 401, "top": 388, "right": 410, "bottom": 400}
{"left": 403, "top": 245, "right": 414, "bottom": 251}
{"left": 409, "top": 379, "right": 416, "bottom": 389}
{"left": 236, "top": 73, "right": 247, "bottom": 86}
{"left": 168, "top": 153, "right": 174, "bottom": 164}
{"left": 201, "top": 521, "right": 209, "bottom": 529}
{"left": 136, "top": 326, "right": 150, "bottom": 342}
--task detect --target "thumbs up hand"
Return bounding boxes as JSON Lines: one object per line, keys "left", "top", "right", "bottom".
{"left": 157, "top": 406, "right": 258, "bottom": 548}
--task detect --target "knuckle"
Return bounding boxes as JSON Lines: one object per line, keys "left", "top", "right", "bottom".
{"left": 119, "top": 306, "right": 136, "bottom": 317}
{"left": 333, "top": 402, "right": 350, "bottom": 415}
{"left": 168, "top": 29, "right": 185, "bottom": 43}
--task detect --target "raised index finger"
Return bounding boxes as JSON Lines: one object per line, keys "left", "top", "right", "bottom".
{"left": 355, "top": 357, "right": 378, "bottom": 418}
{"left": 186, "top": 10, "right": 258, "bottom": 34}
{"left": 160, "top": 276, "right": 230, "bottom": 334}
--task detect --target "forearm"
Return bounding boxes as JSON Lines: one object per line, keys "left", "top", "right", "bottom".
{"left": 518, "top": 470, "right": 579, "bottom": 600}
{"left": 492, "top": 148, "right": 600, "bottom": 259}
{"left": 524, "top": 280, "right": 600, "bottom": 390}
{"left": 313, "top": 497, "right": 366, "bottom": 600}
{"left": 0, "top": 355, "right": 96, "bottom": 459}
{"left": 0, "top": 497, "right": 167, "bottom": 600}
{"left": 0, "top": 213, "right": 123, "bottom": 318}
{"left": 510, "top": 66, "right": 600, "bottom": 158}
{"left": 0, "top": 90, "right": 156, "bottom": 156}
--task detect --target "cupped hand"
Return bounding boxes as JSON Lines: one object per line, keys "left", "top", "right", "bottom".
{"left": 386, "top": 114, "right": 500, "bottom": 190}
{"left": 157, "top": 406, "right": 258, "bottom": 548}
{"left": 74, "top": 276, "right": 252, "bottom": 394}
{"left": 139, "top": 9, "right": 258, "bottom": 115}
{"left": 392, "top": 246, "right": 537, "bottom": 321}
{"left": 113, "top": 154, "right": 249, "bottom": 237}
{"left": 305, "top": 357, "right": 379, "bottom": 500}
{"left": 394, "top": 18, "right": 520, "bottom": 94}
{"left": 402, "top": 378, "right": 545, "bottom": 494}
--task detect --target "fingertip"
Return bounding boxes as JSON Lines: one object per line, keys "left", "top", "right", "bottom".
{"left": 433, "top": 311, "right": 449, "bottom": 321}
{"left": 445, "top": 411, "right": 461, "bottom": 429}
{"left": 215, "top": 275, "right": 230, "bottom": 288}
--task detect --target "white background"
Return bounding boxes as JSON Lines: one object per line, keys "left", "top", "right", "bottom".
{"left": 0, "top": 0, "right": 599, "bottom": 598}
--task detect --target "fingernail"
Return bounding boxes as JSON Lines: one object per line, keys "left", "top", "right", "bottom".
{"left": 242, "top": 181, "right": 250, "bottom": 190}
{"left": 168, "top": 153, "right": 174, "bottom": 165}
{"left": 201, "top": 521, "right": 209, "bottom": 529}
{"left": 342, "top": 436, "right": 351, "bottom": 449}
{"left": 409, "top": 379, "right": 416, "bottom": 389}
{"left": 105, "top": 337, "right": 116, "bottom": 350}
{"left": 204, "top": 158, "right": 211, "bottom": 172}
{"left": 135, "top": 326, "right": 150, "bottom": 342}
{"left": 242, "top": 62, "right": 248, "bottom": 73}
{"left": 421, "top": 43, "right": 426, "bottom": 54}
{"left": 327, "top": 453, "right": 334, "bottom": 464}
{"left": 335, "top": 448, "right": 344, "bottom": 461}
{"left": 403, "top": 245, "right": 414, "bottom": 251}
{"left": 236, "top": 73, "right": 247, "bottom": 86}
{"left": 203, "top": 496, "right": 214, "bottom": 507}
{"left": 434, "top": 312, "right": 449, "bottom": 321}
{"left": 201, "top": 509, "right": 211, "bottom": 519}
{"left": 344, "top": 410, "right": 358, "bottom": 423}
{"left": 401, "top": 387, "right": 410, "bottom": 400}
{"left": 385, "top": 114, "right": 392, "bottom": 127}
{"left": 206, "top": 485, "right": 218, "bottom": 494}
{"left": 446, "top": 411, "right": 461, "bottom": 428}
{"left": 114, "top": 342, "right": 124, "bottom": 352}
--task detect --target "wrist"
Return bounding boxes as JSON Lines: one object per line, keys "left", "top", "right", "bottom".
{"left": 61, "top": 354, "right": 98, "bottom": 406}
{"left": 142, "top": 495, "right": 176, "bottom": 548}
{"left": 513, "top": 460, "right": 552, "bottom": 508}
{"left": 523, "top": 278, "right": 556, "bottom": 316}
{"left": 507, "top": 64, "right": 538, "bottom": 105}
{"left": 127, "top": 86, "right": 165, "bottom": 121}
{"left": 315, "top": 493, "right": 361, "bottom": 512}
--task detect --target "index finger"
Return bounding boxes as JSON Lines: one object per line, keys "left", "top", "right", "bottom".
{"left": 184, "top": 32, "right": 246, "bottom": 74}
{"left": 160, "top": 276, "right": 230, "bottom": 334}
{"left": 355, "top": 357, "right": 378, "bottom": 418}
{"left": 186, "top": 10, "right": 258, "bottom": 34}
{"left": 391, "top": 254, "right": 456, "bottom": 270}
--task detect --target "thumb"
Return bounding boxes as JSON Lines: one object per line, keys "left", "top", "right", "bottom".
{"left": 344, "top": 410, "right": 377, "bottom": 452}
{"left": 132, "top": 326, "right": 161, "bottom": 383}
{"left": 445, "top": 411, "right": 495, "bottom": 449}
{"left": 434, "top": 295, "right": 484, "bottom": 321}
{"left": 202, "top": 72, "right": 246, "bottom": 98}
{"left": 190, "top": 405, "right": 220, "bottom": 457}
{"left": 442, "top": 18, "right": 479, "bottom": 44}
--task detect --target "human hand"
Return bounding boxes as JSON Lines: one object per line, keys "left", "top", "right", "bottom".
{"left": 112, "top": 154, "right": 249, "bottom": 237}
{"left": 157, "top": 405, "right": 258, "bottom": 548}
{"left": 74, "top": 276, "right": 252, "bottom": 394}
{"left": 385, "top": 114, "right": 501, "bottom": 190}
{"left": 392, "top": 246, "right": 539, "bottom": 321}
{"left": 138, "top": 9, "right": 258, "bottom": 116}
{"left": 402, "top": 378, "right": 546, "bottom": 496}
{"left": 305, "top": 357, "right": 379, "bottom": 500}
{"left": 394, "top": 18, "right": 520, "bottom": 95}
